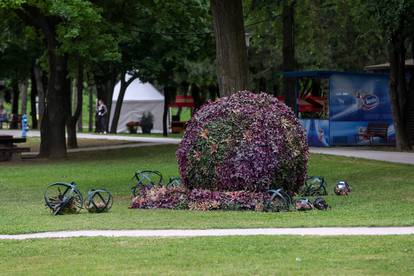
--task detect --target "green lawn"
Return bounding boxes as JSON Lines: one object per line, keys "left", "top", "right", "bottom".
{"left": 0, "top": 144, "right": 413, "bottom": 235}
{"left": 1, "top": 235, "right": 413, "bottom": 275}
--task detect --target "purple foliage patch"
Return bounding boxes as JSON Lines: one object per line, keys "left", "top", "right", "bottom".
{"left": 176, "top": 91, "right": 309, "bottom": 193}
{"left": 130, "top": 186, "right": 270, "bottom": 211}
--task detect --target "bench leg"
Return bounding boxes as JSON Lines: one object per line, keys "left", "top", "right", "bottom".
{"left": 10, "top": 152, "right": 22, "bottom": 161}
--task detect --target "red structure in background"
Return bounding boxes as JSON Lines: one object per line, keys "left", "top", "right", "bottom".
{"left": 277, "top": 95, "right": 325, "bottom": 113}
{"left": 169, "top": 95, "right": 195, "bottom": 108}
{"left": 169, "top": 96, "right": 195, "bottom": 133}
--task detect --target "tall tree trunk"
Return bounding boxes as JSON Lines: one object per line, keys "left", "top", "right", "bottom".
{"left": 163, "top": 86, "right": 175, "bottom": 137}
{"left": 88, "top": 78, "right": 94, "bottom": 132}
{"left": 19, "top": 80, "right": 28, "bottom": 115}
{"left": 110, "top": 72, "right": 136, "bottom": 133}
{"left": 66, "top": 62, "right": 84, "bottom": 149}
{"left": 33, "top": 66, "right": 45, "bottom": 128}
{"left": 389, "top": 34, "right": 411, "bottom": 151}
{"left": 39, "top": 51, "right": 68, "bottom": 158}
{"left": 15, "top": 5, "right": 68, "bottom": 158}
{"left": 210, "top": 0, "right": 249, "bottom": 96}
{"left": 10, "top": 80, "right": 19, "bottom": 129}
{"left": 191, "top": 84, "right": 204, "bottom": 110}
{"left": 30, "top": 67, "right": 38, "bottom": 129}
{"left": 282, "top": 0, "right": 297, "bottom": 113}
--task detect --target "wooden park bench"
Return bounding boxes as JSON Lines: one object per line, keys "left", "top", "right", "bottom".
{"left": 364, "top": 122, "right": 388, "bottom": 145}
{"left": 0, "top": 135, "right": 30, "bottom": 161}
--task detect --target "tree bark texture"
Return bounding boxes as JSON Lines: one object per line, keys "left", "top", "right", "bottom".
{"left": 282, "top": 0, "right": 297, "bottom": 113}
{"left": 163, "top": 86, "right": 176, "bottom": 137}
{"left": 19, "top": 80, "right": 28, "bottom": 115}
{"left": 210, "top": 0, "right": 249, "bottom": 96}
{"left": 30, "top": 67, "right": 38, "bottom": 129}
{"left": 17, "top": 5, "right": 68, "bottom": 158}
{"left": 10, "top": 80, "right": 19, "bottom": 129}
{"left": 110, "top": 72, "right": 136, "bottom": 133}
{"left": 66, "top": 62, "right": 84, "bottom": 149}
{"left": 389, "top": 33, "right": 411, "bottom": 151}
{"left": 33, "top": 66, "right": 45, "bottom": 128}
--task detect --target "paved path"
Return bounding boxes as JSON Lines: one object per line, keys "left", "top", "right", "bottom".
{"left": 1, "top": 227, "right": 413, "bottom": 240}
{"left": 0, "top": 130, "right": 181, "bottom": 144}
{"left": 2, "top": 129, "right": 414, "bottom": 164}
{"left": 311, "top": 147, "right": 414, "bottom": 165}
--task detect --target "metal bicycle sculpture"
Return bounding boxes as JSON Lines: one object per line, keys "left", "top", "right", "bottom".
{"left": 130, "top": 170, "right": 164, "bottom": 196}
{"left": 302, "top": 176, "right": 328, "bottom": 196}
{"left": 44, "top": 182, "right": 84, "bottom": 215}
{"left": 167, "top": 176, "right": 182, "bottom": 188}
{"left": 84, "top": 189, "right": 113, "bottom": 213}
{"left": 266, "top": 188, "right": 292, "bottom": 212}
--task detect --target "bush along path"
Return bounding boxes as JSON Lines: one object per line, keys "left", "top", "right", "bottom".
{"left": 1, "top": 227, "right": 414, "bottom": 240}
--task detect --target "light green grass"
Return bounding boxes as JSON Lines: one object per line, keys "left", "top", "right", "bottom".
{"left": 0, "top": 145, "right": 413, "bottom": 234}
{"left": 0, "top": 235, "right": 413, "bottom": 275}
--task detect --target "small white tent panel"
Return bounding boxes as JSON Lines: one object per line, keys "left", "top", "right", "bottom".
{"left": 109, "top": 76, "right": 165, "bottom": 133}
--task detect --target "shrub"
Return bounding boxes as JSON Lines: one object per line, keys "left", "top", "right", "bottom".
{"left": 176, "top": 91, "right": 308, "bottom": 194}
{"left": 140, "top": 112, "right": 154, "bottom": 134}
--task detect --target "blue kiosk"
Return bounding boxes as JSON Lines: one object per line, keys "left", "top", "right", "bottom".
{"left": 283, "top": 71, "right": 395, "bottom": 147}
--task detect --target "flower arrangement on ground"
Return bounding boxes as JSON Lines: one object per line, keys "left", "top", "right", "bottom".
{"left": 177, "top": 91, "right": 308, "bottom": 194}
{"left": 131, "top": 91, "right": 309, "bottom": 212}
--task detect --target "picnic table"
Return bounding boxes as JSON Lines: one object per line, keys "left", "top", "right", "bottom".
{"left": 0, "top": 135, "right": 30, "bottom": 161}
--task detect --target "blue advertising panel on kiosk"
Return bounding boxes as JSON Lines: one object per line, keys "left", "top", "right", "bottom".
{"left": 284, "top": 71, "right": 394, "bottom": 147}
{"left": 329, "top": 73, "right": 394, "bottom": 145}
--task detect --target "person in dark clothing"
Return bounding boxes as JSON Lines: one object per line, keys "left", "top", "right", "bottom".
{"left": 96, "top": 99, "right": 108, "bottom": 134}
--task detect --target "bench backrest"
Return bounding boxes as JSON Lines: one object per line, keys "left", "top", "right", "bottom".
{"left": 366, "top": 122, "right": 388, "bottom": 137}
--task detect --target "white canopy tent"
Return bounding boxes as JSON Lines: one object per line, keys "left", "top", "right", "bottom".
{"left": 109, "top": 76, "right": 165, "bottom": 133}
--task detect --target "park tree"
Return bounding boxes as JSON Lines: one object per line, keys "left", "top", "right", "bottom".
{"left": 108, "top": 0, "right": 212, "bottom": 135}
{"left": 0, "top": 14, "right": 40, "bottom": 128}
{"left": 210, "top": 0, "right": 249, "bottom": 96}
{"left": 0, "top": 0, "right": 119, "bottom": 157}
{"left": 367, "top": 0, "right": 414, "bottom": 150}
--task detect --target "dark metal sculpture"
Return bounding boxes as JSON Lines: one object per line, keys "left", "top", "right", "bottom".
{"left": 167, "top": 177, "right": 182, "bottom": 188}
{"left": 302, "top": 176, "right": 328, "bottom": 196}
{"left": 266, "top": 188, "right": 292, "bottom": 212}
{"left": 130, "top": 170, "right": 163, "bottom": 196}
{"left": 44, "top": 182, "right": 83, "bottom": 215}
{"left": 84, "top": 189, "right": 113, "bottom": 213}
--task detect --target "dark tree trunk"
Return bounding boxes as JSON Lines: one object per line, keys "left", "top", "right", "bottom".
{"left": 208, "top": 84, "right": 220, "bottom": 99}
{"left": 16, "top": 5, "right": 68, "bottom": 158}
{"left": 19, "top": 80, "right": 28, "bottom": 115}
{"left": 88, "top": 78, "right": 94, "bottom": 132}
{"left": 10, "top": 80, "right": 19, "bottom": 129}
{"left": 191, "top": 84, "right": 203, "bottom": 110}
{"left": 282, "top": 0, "right": 297, "bottom": 113}
{"left": 66, "top": 62, "right": 84, "bottom": 149}
{"left": 389, "top": 33, "right": 411, "bottom": 151}
{"left": 110, "top": 72, "right": 136, "bottom": 133}
{"left": 210, "top": 0, "right": 249, "bottom": 96}
{"left": 30, "top": 67, "right": 38, "bottom": 129}
{"left": 163, "top": 86, "right": 176, "bottom": 137}
{"left": 39, "top": 52, "right": 68, "bottom": 159}
{"left": 33, "top": 66, "right": 45, "bottom": 128}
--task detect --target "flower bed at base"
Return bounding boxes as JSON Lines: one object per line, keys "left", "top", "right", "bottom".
{"left": 130, "top": 186, "right": 270, "bottom": 211}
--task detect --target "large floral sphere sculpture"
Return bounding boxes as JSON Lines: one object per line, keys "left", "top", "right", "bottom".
{"left": 176, "top": 91, "right": 309, "bottom": 194}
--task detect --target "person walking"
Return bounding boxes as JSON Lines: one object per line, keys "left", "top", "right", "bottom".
{"left": 96, "top": 99, "right": 108, "bottom": 134}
